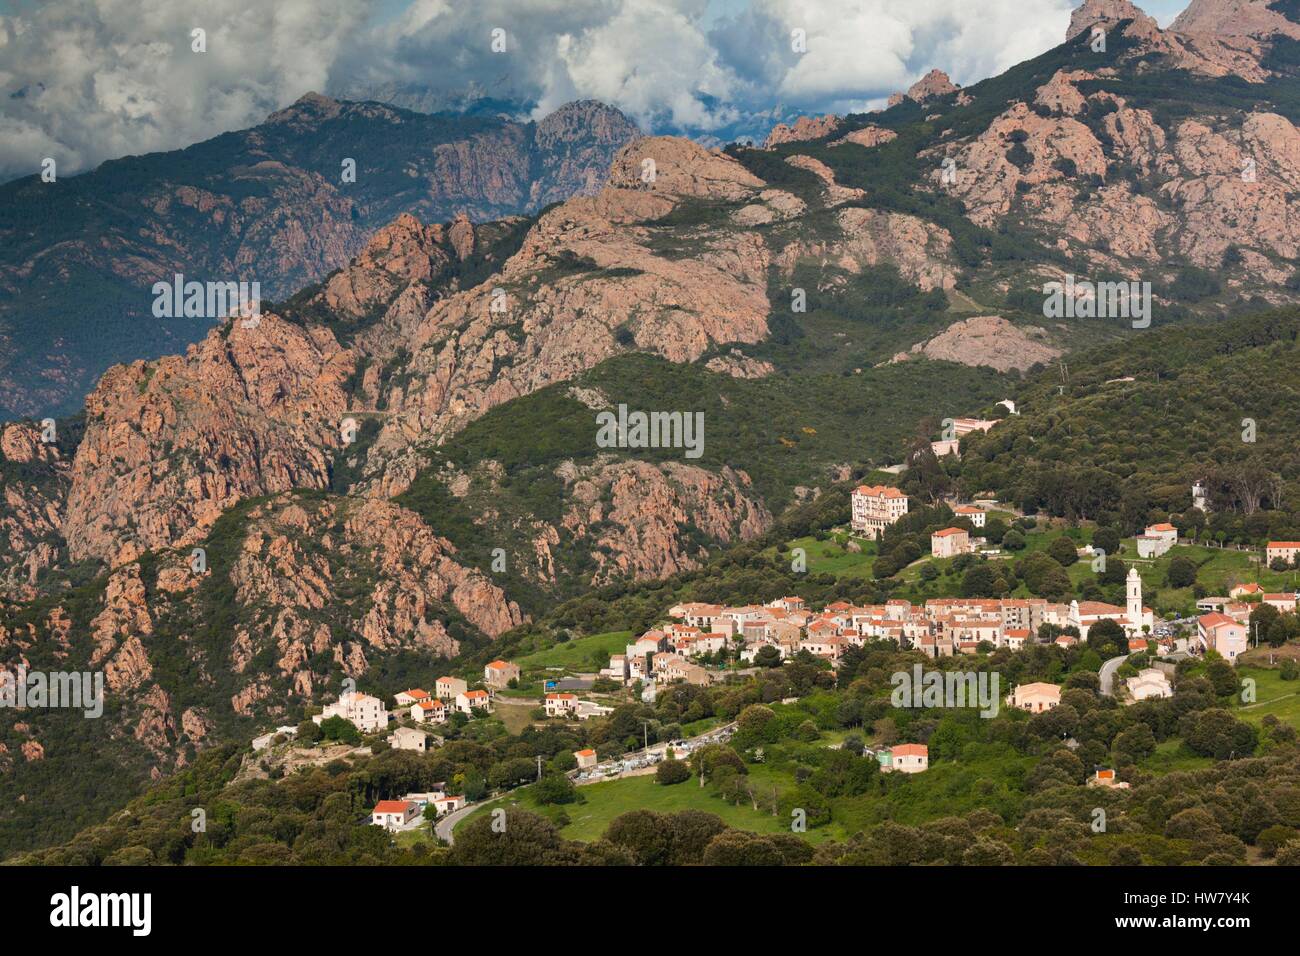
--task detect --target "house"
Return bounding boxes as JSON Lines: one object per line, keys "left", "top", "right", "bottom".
{"left": 1265, "top": 593, "right": 1298, "bottom": 613}
{"left": 435, "top": 676, "right": 468, "bottom": 700}
{"left": 388, "top": 727, "right": 428, "bottom": 752}
{"left": 660, "top": 658, "right": 712, "bottom": 686}
{"left": 575, "top": 748, "right": 598, "bottom": 770}
{"left": 483, "top": 660, "right": 520, "bottom": 689}
{"left": 931, "top": 438, "right": 961, "bottom": 458}
{"left": 371, "top": 800, "right": 420, "bottom": 830}
{"left": 394, "top": 688, "right": 431, "bottom": 707}
{"left": 576, "top": 700, "right": 614, "bottom": 720}
{"left": 1008, "top": 682, "right": 1061, "bottom": 713}
{"left": 1001, "top": 628, "right": 1030, "bottom": 651}
{"left": 545, "top": 692, "right": 578, "bottom": 717}
{"left": 879, "top": 743, "right": 928, "bottom": 774}
{"left": 432, "top": 794, "right": 465, "bottom": 816}
{"left": 601, "top": 655, "right": 629, "bottom": 683}
{"left": 314, "top": 691, "right": 387, "bottom": 733}
{"left": 1088, "top": 768, "right": 1130, "bottom": 790}
{"left": 851, "top": 485, "right": 910, "bottom": 539}
{"left": 1197, "top": 613, "right": 1249, "bottom": 665}
{"left": 456, "top": 689, "right": 492, "bottom": 714}
{"left": 1230, "top": 582, "right": 1264, "bottom": 600}
{"left": 953, "top": 505, "right": 986, "bottom": 529}
{"left": 951, "top": 417, "right": 998, "bottom": 436}
{"left": 411, "top": 699, "right": 447, "bottom": 724}
{"left": 931, "top": 527, "right": 972, "bottom": 559}
{"left": 1126, "top": 668, "right": 1172, "bottom": 701}
{"left": 1266, "top": 541, "right": 1300, "bottom": 566}
{"left": 1136, "top": 522, "right": 1177, "bottom": 559}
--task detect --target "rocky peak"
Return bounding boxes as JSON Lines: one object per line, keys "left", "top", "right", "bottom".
{"left": 1067, "top": 0, "right": 1160, "bottom": 40}
{"left": 534, "top": 100, "right": 641, "bottom": 150}
{"left": 763, "top": 114, "right": 843, "bottom": 148}
{"left": 1172, "top": 0, "right": 1300, "bottom": 38}
{"left": 606, "top": 135, "right": 764, "bottom": 201}
{"left": 911, "top": 69, "right": 960, "bottom": 100}
{"left": 265, "top": 91, "right": 347, "bottom": 127}
{"left": 888, "top": 69, "right": 960, "bottom": 108}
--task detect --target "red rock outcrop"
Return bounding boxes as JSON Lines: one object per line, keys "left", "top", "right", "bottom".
{"left": 764, "top": 115, "right": 843, "bottom": 148}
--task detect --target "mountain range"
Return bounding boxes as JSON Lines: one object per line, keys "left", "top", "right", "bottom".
{"left": 0, "top": 96, "right": 640, "bottom": 419}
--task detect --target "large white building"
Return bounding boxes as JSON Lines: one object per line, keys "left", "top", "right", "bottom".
{"left": 314, "top": 691, "right": 386, "bottom": 733}
{"left": 851, "top": 485, "right": 909, "bottom": 539}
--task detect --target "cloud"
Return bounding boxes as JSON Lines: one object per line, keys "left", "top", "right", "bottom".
{"left": 0, "top": 0, "right": 371, "bottom": 181}
{"left": 0, "top": 0, "right": 1084, "bottom": 183}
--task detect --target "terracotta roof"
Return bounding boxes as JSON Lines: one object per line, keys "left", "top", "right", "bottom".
{"left": 575, "top": 749, "right": 596, "bottom": 757}
{"left": 399, "top": 688, "right": 430, "bottom": 699}
{"left": 854, "top": 484, "right": 907, "bottom": 498}
{"left": 933, "top": 527, "right": 968, "bottom": 537}
{"left": 1268, "top": 541, "right": 1300, "bottom": 549}
{"left": 373, "top": 800, "right": 414, "bottom": 814}
{"left": 1199, "top": 612, "right": 1238, "bottom": 629}
{"left": 891, "top": 744, "right": 929, "bottom": 757}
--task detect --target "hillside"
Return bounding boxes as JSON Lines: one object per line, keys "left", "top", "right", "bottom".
{"left": 952, "top": 308, "right": 1300, "bottom": 541}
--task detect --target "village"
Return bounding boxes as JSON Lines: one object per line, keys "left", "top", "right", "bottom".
{"left": 245, "top": 475, "right": 1300, "bottom": 838}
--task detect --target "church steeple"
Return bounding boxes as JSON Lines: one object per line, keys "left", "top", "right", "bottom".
{"left": 1127, "top": 567, "right": 1142, "bottom": 629}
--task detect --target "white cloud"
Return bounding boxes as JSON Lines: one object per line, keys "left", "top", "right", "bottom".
{"left": 0, "top": 0, "right": 1088, "bottom": 182}
{"left": 0, "top": 0, "right": 371, "bottom": 181}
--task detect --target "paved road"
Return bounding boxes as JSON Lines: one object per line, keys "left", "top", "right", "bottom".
{"left": 1099, "top": 654, "right": 1128, "bottom": 697}
{"left": 434, "top": 800, "right": 483, "bottom": 845}
{"left": 437, "top": 720, "right": 738, "bottom": 842}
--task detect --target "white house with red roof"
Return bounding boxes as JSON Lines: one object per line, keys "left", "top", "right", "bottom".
{"left": 931, "top": 527, "right": 972, "bottom": 559}
{"left": 483, "top": 660, "right": 520, "bottom": 689}
{"left": 410, "top": 698, "right": 447, "bottom": 724}
{"left": 435, "top": 676, "right": 468, "bottom": 700}
{"left": 1197, "top": 613, "right": 1249, "bottom": 664}
{"left": 851, "top": 485, "right": 910, "bottom": 539}
{"left": 1265, "top": 593, "right": 1298, "bottom": 613}
{"left": 575, "top": 748, "right": 598, "bottom": 770}
{"left": 953, "top": 504, "right": 986, "bottom": 528}
{"left": 456, "top": 689, "right": 492, "bottom": 715}
{"left": 1136, "top": 522, "right": 1178, "bottom": 559}
{"left": 394, "top": 688, "right": 431, "bottom": 707}
{"left": 879, "top": 743, "right": 928, "bottom": 774}
{"left": 1267, "top": 541, "right": 1300, "bottom": 566}
{"left": 371, "top": 800, "right": 420, "bottom": 830}
{"left": 544, "top": 692, "right": 578, "bottom": 717}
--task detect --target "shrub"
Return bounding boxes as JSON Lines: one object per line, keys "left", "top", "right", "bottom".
{"left": 656, "top": 759, "right": 690, "bottom": 785}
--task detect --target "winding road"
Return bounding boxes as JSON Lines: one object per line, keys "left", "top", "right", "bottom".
{"left": 1099, "top": 654, "right": 1128, "bottom": 697}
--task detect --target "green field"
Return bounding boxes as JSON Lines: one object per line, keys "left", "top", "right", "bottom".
{"left": 764, "top": 533, "right": 878, "bottom": 578}
{"left": 1235, "top": 665, "right": 1300, "bottom": 727}
{"left": 1141, "top": 738, "right": 1214, "bottom": 775}
{"left": 515, "top": 630, "right": 633, "bottom": 672}
{"left": 472, "top": 764, "right": 834, "bottom": 843}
